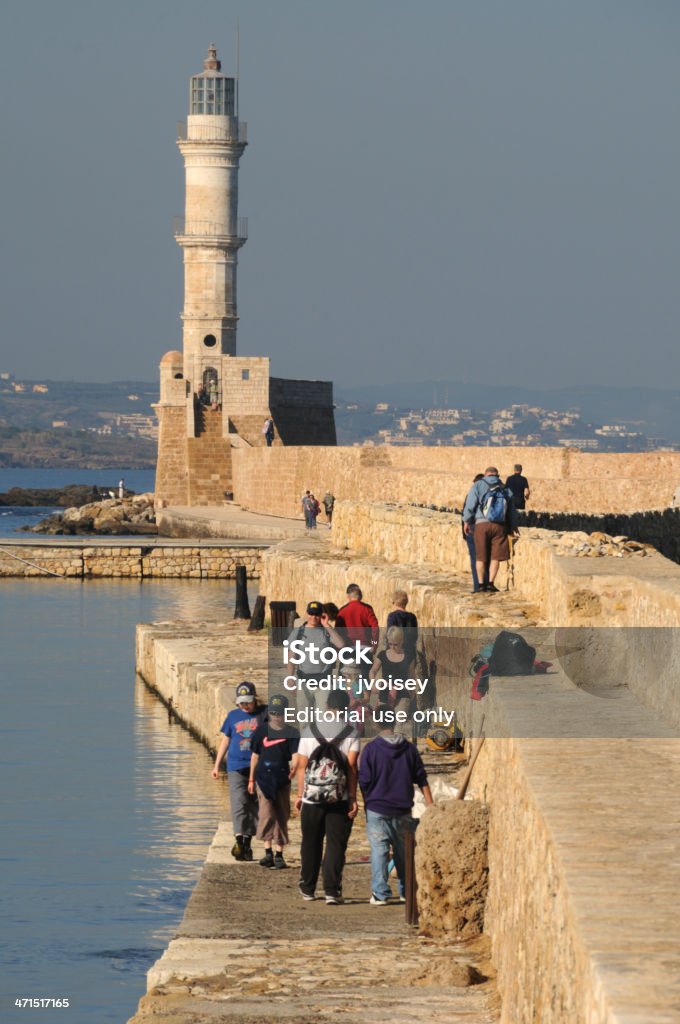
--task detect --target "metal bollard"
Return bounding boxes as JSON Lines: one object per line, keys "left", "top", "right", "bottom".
{"left": 404, "top": 827, "right": 419, "bottom": 926}
{"left": 233, "top": 565, "right": 251, "bottom": 620}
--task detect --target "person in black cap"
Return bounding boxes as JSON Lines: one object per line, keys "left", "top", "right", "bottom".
{"left": 212, "top": 681, "right": 268, "bottom": 861}
{"left": 287, "top": 602, "right": 345, "bottom": 714}
{"left": 248, "top": 694, "right": 300, "bottom": 869}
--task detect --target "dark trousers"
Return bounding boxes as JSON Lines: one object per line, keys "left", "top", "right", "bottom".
{"left": 299, "top": 802, "right": 354, "bottom": 898}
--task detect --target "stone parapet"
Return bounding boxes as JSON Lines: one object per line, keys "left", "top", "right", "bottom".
{"left": 232, "top": 445, "right": 680, "bottom": 518}
{"left": 0, "top": 543, "right": 262, "bottom": 579}
{"left": 135, "top": 622, "right": 269, "bottom": 749}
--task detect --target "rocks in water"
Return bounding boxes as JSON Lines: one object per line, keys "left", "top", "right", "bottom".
{"left": 25, "top": 494, "right": 157, "bottom": 536}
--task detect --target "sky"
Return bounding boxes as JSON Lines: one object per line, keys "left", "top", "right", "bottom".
{"left": 1, "top": 1, "right": 680, "bottom": 392}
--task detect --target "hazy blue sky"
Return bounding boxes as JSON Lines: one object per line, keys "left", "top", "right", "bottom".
{"left": 1, "top": 1, "right": 679, "bottom": 390}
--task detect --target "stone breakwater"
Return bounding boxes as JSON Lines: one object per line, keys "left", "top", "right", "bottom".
{"left": 0, "top": 541, "right": 263, "bottom": 579}
{"left": 132, "top": 621, "right": 499, "bottom": 1024}
{"left": 134, "top": 614, "right": 680, "bottom": 1024}
{"left": 28, "top": 493, "right": 156, "bottom": 535}
{"left": 257, "top": 499, "right": 680, "bottom": 1022}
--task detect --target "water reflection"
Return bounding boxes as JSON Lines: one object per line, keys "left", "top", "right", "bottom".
{"left": 0, "top": 579, "right": 239, "bottom": 1024}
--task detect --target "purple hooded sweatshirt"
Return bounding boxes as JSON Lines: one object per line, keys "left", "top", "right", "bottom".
{"left": 359, "top": 735, "right": 429, "bottom": 817}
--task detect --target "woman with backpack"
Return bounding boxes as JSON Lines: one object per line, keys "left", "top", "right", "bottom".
{"left": 295, "top": 689, "right": 360, "bottom": 904}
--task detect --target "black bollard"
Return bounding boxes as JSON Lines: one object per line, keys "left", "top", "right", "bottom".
{"left": 404, "top": 827, "right": 419, "bottom": 926}
{"left": 234, "top": 565, "right": 251, "bottom": 620}
{"left": 248, "top": 595, "right": 266, "bottom": 632}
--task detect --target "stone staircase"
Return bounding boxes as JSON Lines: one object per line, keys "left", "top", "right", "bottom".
{"left": 187, "top": 406, "right": 233, "bottom": 505}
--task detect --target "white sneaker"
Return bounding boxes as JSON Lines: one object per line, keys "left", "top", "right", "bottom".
{"left": 325, "top": 895, "right": 344, "bottom": 905}
{"left": 299, "top": 884, "right": 316, "bottom": 901}
{"left": 369, "top": 894, "right": 389, "bottom": 906}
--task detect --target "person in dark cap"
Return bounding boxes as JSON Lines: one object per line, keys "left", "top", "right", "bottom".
{"left": 287, "top": 602, "right": 345, "bottom": 715}
{"left": 248, "top": 694, "right": 300, "bottom": 869}
{"left": 211, "top": 681, "right": 268, "bottom": 861}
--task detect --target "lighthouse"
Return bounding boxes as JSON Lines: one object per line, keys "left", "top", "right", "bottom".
{"left": 176, "top": 43, "right": 247, "bottom": 392}
{"left": 154, "top": 46, "right": 336, "bottom": 509}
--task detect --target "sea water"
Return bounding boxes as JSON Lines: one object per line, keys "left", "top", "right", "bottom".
{"left": 0, "top": 577, "right": 240, "bottom": 1023}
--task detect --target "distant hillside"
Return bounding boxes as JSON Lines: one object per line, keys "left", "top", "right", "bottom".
{"left": 337, "top": 381, "right": 680, "bottom": 443}
{"left": 0, "top": 427, "right": 156, "bottom": 469}
{"left": 0, "top": 379, "right": 159, "bottom": 430}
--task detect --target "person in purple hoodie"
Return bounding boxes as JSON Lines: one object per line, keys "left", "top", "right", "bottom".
{"left": 358, "top": 716, "right": 433, "bottom": 905}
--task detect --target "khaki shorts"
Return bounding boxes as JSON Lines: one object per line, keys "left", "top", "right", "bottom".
{"left": 474, "top": 521, "right": 510, "bottom": 562}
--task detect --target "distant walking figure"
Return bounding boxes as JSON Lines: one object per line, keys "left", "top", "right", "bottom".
{"left": 505, "top": 464, "right": 530, "bottom": 511}
{"left": 322, "top": 491, "right": 335, "bottom": 528}
{"left": 463, "top": 466, "right": 518, "bottom": 594}
{"left": 263, "top": 417, "right": 275, "bottom": 447}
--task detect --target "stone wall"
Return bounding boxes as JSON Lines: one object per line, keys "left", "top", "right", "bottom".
{"left": 0, "top": 544, "right": 262, "bottom": 579}
{"left": 232, "top": 445, "right": 680, "bottom": 517}
{"left": 262, "top": 500, "right": 680, "bottom": 727}
{"left": 154, "top": 403, "right": 189, "bottom": 507}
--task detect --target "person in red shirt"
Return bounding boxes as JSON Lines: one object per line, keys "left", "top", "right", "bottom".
{"left": 335, "top": 584, "right": 379, "bottom": 652}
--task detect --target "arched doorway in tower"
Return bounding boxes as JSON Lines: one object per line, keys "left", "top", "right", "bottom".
{"left": 202, "top": 367, "right": 220, "bottom": 409}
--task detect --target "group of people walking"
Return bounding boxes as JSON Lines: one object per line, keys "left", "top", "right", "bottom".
{"left": 461, "top": 463, "right": 529, "bottom": 593}
{"left": 212, "top": 584, "right": 431, "bottom": 905}
{"left": 301, "top": 490, "right": 334, "bottom": 529}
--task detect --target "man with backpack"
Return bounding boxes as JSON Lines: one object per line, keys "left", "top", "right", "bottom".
{"left": 287, "top": 601, "right": 345, "bottom": 714}
{"left": 463, "top": 466, "right": 518, "bottom": 594}
{"left": 295, "top": 689, "right": 360, "bottom": 904}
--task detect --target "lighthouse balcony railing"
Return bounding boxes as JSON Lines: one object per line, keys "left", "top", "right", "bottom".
{"left": 177, "top": 120, "right": 248, "bottom": 144}
{"left": 174, "top": 217, "right": 248, "bottom": 242}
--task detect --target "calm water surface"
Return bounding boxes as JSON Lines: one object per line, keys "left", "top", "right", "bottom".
{"left": 0, "top": 578, "right": 237, "bottom": 1024}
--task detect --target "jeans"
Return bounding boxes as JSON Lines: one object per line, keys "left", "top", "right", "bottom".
{"left": 365, "top": 809, "right": 413, "bottom": 900}
{"left": 228, "top": 768, "right": 259, "bottom": 837}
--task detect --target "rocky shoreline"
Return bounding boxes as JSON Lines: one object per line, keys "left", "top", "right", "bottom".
{"left": 23, "top": 494, "right": 157, "bottom": 536}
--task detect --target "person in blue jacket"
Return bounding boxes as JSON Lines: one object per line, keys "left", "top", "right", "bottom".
{"left": 462, "top": 466, "right": 518, "bottom": 594}
{"left": 212, "top": 681, "right": 268, "bottom": 861}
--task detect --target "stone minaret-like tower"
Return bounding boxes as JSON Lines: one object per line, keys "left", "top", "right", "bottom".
{"left": 154, "top": 46, "right": 335, "bottom": 509}
{"left": 176, "top": 44, "right": 247, "bottom": 392}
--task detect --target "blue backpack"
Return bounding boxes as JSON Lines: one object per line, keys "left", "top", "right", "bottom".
{"left": 480, "top": 484, "right": 510, "bottom": 524}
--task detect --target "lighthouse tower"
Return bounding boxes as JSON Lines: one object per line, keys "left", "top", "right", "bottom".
{"left": 176, "top": 43, "right": 247, "bottom": 389}
{"left": 154, "top": 47, "right": 336, "bottom": 510}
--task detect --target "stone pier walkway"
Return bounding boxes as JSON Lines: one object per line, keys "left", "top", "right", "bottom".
{"left": 129, "top": 815, "right": 499, "bottom": 1024}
